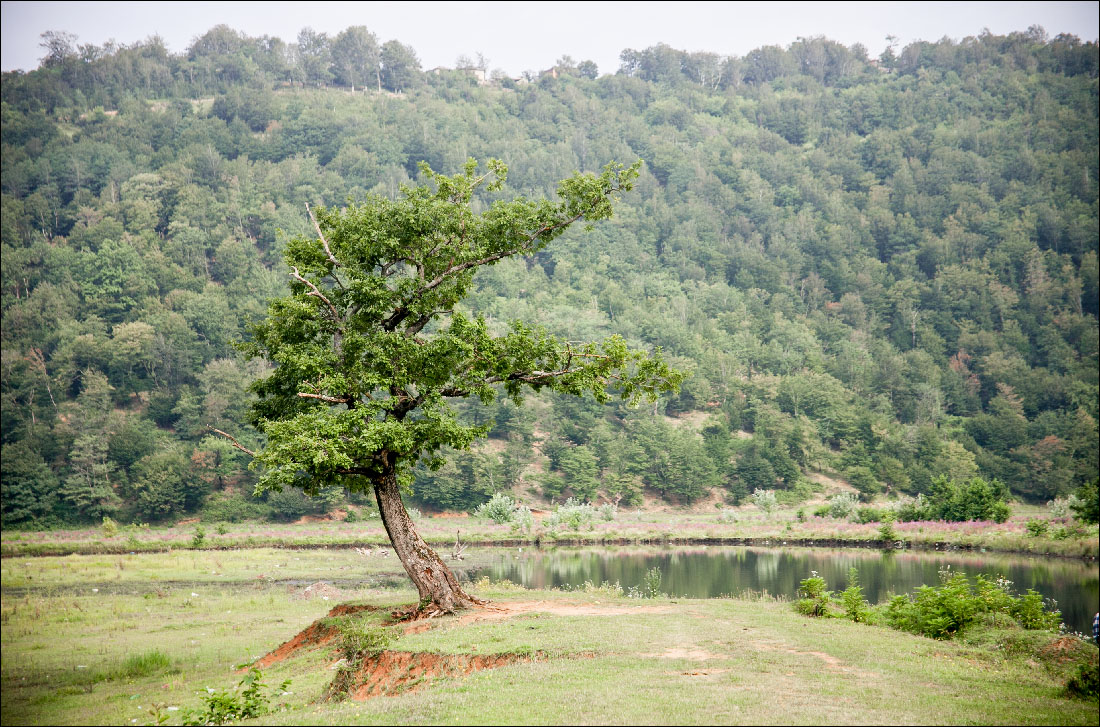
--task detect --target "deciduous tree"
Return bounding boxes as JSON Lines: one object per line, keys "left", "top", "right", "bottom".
{"left": 238, "top": 159, "right": 681, "bottom": 612}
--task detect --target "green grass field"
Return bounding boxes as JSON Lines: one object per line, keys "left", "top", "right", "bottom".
{"left": 2, "top": 549, "right": 1095, "bottom": 725}
{"left": 3, "top": 502, "right": 1097, "bottom": 559}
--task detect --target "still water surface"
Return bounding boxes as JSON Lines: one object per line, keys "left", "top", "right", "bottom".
{"left": 468, "top": 546, "right": 1100, "bottom": 635}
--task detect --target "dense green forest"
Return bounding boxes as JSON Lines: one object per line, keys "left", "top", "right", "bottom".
{"left": 1, "top": 24, "right": 1097, "bottom": 526}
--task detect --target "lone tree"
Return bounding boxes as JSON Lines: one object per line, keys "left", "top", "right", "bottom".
{"left": 236, "top": 159, "right": 681, "bottom": 613}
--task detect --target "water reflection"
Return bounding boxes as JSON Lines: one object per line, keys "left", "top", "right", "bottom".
{"left": 467, "top": 546, "right": 1100, "bottom": 635}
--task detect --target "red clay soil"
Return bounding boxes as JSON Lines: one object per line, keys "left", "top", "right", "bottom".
{"left": 1039, "top": 635, "right": 1092, "bottom": 664}
{"left": 332, "top": 650, "right": 542, "bottom": 701}
{"left": 251, "top": 603, "right": 379, "bottom": 669}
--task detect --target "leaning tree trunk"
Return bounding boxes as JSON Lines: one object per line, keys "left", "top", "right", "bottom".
{"left": 373, "top": 466, "right": 480, "bottom": 613}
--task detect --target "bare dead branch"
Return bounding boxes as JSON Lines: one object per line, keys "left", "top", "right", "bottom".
{"left": 290, "top": 266, "right": 343, "bottom": 323}
{"left": 305, "top": 202, "right": 340, "bottom": 268}
{"left": 297, "top": 392, "right": 353, "bottom": 404}
{"left": 208, "top": 427, "right": 257, "bottom": 457}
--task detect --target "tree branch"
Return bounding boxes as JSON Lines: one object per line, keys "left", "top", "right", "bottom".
{"left": 306, "top": 203, "right": 340, "bottom": 268}
{"left": 208, "top": 427, "right": 256, "bottom": 457}
{"left": 290, "top": 266, "right": 343, "bottom": 324}
{"left": 297, "top": 392, "right": 353, "bottom": 404}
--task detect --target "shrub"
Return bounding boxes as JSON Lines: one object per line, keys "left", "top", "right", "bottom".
{"left": 510, "top": 505, "right": 534, "bottom": 534}
{"left": 856, "top": 506, "right": 882, "bottom": 524}
{"left": 546, "top": 498, "right": 597, "bottom": 530}
{"left": 887, "top": 570, "right": 978, "bottom": 639}
{"left": 200, "top": 491, "right": 271, "bottom": 523}
{"left": 840, "top": 567, "right": 871, "bottom": 622}
{"left": 1065, "top": 659, "right": 1099, "bottom": 700}
{"left": 190, "top": 525, "right": 206, "bottom": 548}
{"left": 884, "top": 569, "right": 1061, "bottom": 639}
{"left": 1048, "top": 495, "right": 1081, "bottom": 520}
{"left": 183, "top": 668, "right": 290, "bottom": 726}
{"left": 925, "top": 475, "right": 1011, "bottom": 523}
{"left": 751, "top": 488, "right": 777, "bottom": 515}
{"left": 894, "top": 494, "right": 929, "bottom": 522}
{"left": 101, "top": 516, "right": 119, "bottom": 538}
{"left": 1010, "top": 590, "right": 1062, "bottom": 631}
{"left": 1026, "top": 519, "right": 1050, "bottom": 537}
{"left": 877, "top": 512, "right": 899, "bottom": 542}
{"left": 1070, "top": 478, "right": 1099, "bottom": 524}
{"left": 330, "top": 616, "right": 396, "bottom": 663}
{"left": 642, "top": 567, "right": 663, "bottom": 598}
{"left": 793, "top": 572, "right": 833, "bottom": 617}
{"left": 597, "top": 502, "right": 618, "bottom": 521}
{"left": 827, "top": 492, "right": 859, "bottom": 519}
{"left": 473, "top": 492, "right": 517, "bottom": 524}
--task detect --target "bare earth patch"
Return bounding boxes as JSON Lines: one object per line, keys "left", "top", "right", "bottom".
{"left": 751, "top": 640, "right": 875, "bottom": 677}
{"left": 329, "top": 650, "right": 543, "bottom": 700}
{"left": 643, "top": 647, "right": 726, "bottom": 661}
{"left": 455, "top": 600, "right": 671, "bottom": 626}
{"left": 251, "top": 603, "right": 379, "bottom": 669}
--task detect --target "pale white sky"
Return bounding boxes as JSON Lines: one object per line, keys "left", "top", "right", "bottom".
{"left": 1, "top": 1, "right": 1097, "bottom": 76}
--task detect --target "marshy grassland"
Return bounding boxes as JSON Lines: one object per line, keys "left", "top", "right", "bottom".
{"left": 2, "top": 548, "right": 1096, "bottom": 725}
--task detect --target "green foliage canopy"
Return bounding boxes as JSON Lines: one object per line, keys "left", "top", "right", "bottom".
{"left": 243, "top": 159, "right": 682, "bottom": 495}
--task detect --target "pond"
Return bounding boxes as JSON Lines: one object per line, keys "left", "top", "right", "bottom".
{"left": 465, "top": 546, "right": 1100, "bottom": 635}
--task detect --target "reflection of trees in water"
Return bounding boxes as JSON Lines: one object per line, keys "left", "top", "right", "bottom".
{"left": 475, "top": 546, "right": 1098, "bottom": 634}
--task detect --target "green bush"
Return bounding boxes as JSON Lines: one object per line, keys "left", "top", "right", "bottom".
{"left": 877, "top": 512, "right": 899, "bottom": 542}
{"left": 546, "top": 498, "right": 598, "bottom": 531}
{"left": 1026, "top": 519, "right": 1050, "bottom": 537}
{"left": 183, "top": 668, "right": 290, "bottom": 726}
{"left": 1065, "top": 659, "right": 1099, "bottom": 700}
{"left": 751, "top": 488, "right": 777, "bottom": 515}
{"left": 1070, "top": 478, "right": 1099, "bottom": 524}
{"left": 855, "top": 506, "right": 882, "bottom": 524}
{"left": 895, "top": 477, "right": 1012, "bottom": 523}
{"left": 827, "top": 492, "right": 859, "bottom": 519}
{"left": 793, "top": 573, "right": 833, "bottom": 617}
{"left": 1010, "top": 590, "right": 1062, "bottom": 631}
{"left": 329, "top": 616, "right": 396, "bottom": 663}
{"left": 840, "top": 568, "right": 871, "bottom": 622}
{"left": 884, "top": 569, "right": 1061, "bottom": 639}
{"left": 200, "top": 491, "right": 271, "bottom": 523}
{"left": 473, "top": 492, "right": 518, "bottom": 524}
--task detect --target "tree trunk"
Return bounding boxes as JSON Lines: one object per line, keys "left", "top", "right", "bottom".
{"left": 373, "top": 466, "right": 480, "bottom": 613}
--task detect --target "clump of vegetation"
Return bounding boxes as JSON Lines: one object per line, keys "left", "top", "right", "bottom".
{"left": 751, "top": 489, "right": 777, "bottom": 516}
{"left": 510, "top": 505, "right": 534, "bottom": 534}
{"left": 1064, "top": 659, "right": 1099, "bottom": 700}
{"left": 886, "top": 569, "right": 1061, "bottom": 638}
{"left": 1026, "top": 519, "right": 1051, "bottom": 537}
{"left": 825, "top": 492, "right": 859, "bottom": 519}
{"left": 894, "top": 477, "right": 1011, "bottom": 524}
{"left": 840, "top": 567, "right": 871, "bottom": 622}
{"left": 182, "top": 668, "right": 290, "bottom": 726}
{"left": 1070, "top": 479, "right": 1099, "bottom": 525}
{"left": 877, "top": 512, "right": 899, "bottom": 543}
{"left": 793, "top": 572, "right": 833, "bottom": 617}
{"left": 329, "top": 615, "right": 396, "bottom": 664}
{"left": 795, "top": 567, "right": 1062, "bottom": 639}
{"left": 473, "top": 492, "right": 519, "bottom": 524}
{"left": 101, "top": 516, "right": 118, "bottom": 538}
{"left": 190, "top": 525, "right": 206, "bottom": 548}
{"left": 546, "top": 498, "right": 601, "bottom": 531}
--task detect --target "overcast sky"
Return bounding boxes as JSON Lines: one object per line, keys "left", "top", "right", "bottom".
{"left": 2, "top": 1, "right": 1097, "bottom": 76}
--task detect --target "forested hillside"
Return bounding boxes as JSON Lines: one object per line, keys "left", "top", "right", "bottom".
{"left": 2, "top": 25, "right": 1097, "bottom": 526}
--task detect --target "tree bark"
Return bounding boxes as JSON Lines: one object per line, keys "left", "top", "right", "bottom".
{"left": 372, "top": 465, "right": 480, "bottom": 613}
